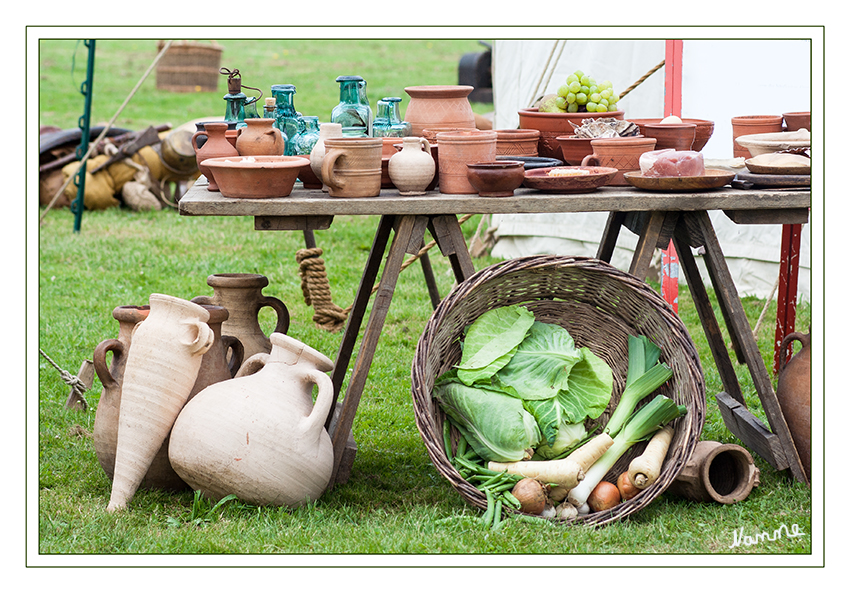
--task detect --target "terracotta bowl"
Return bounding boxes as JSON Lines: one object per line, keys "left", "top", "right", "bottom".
{"left": 643, "top": 123, "right": 697, "bottom": 151}
{"left": 297, "top": 160, "right": 323, "bottom": 190}
{"left": 556, "top": 135, "right": 595, "bottom": 165}
{"left": 495, "top": 129, "right": 540, "bottom": 157}
{"left": 201, "top": 155, "right": 309, "bottom": 198}
{"left": 517, "top": 108, "right": 625, "bottom": 159}
{"left": 782, "top": 111, "right": 811, "bottom": 132}
{"left": 629, "top": 118, "right": 714, "bottom": 151}
{"left": 734, "top": 130, "right": 811, "bottom": 157}
{"left": 466, "top": 161, "right": 526, "bottom": 197}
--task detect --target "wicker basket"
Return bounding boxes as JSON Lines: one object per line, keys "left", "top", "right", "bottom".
{"left": 156, "top": 41, "right": 223, "bottom": 93}
{"left": 411, "top": 255, "right": 706, "bottom": 527}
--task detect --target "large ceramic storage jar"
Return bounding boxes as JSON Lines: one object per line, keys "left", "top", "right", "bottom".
{"left": 435, "top": 130, "right": 497, "bottom": 194}
{"left": 404, "top": 85, "right": 477, "bottom": 136}
{"left": 168, "top": 332, "right": 336, "bottom": 507}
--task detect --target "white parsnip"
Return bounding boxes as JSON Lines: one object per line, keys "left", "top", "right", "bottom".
{"left": 488, "top": 433, "right": 614, "bottom": 490}
{"left": 628, "top": 425, "right": 674, "bottom": 489}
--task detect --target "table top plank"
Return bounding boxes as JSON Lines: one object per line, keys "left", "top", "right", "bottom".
{"left": 179, "top": 178, "right": 812, "bottom": 219}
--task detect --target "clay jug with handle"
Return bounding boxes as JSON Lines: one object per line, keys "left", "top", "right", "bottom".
{"left": 168, "top": 332, "right": 336, "bottom": 507}
{"left": 107, "top": 294, "right": 214, "bottom": 512}
{"left": 192, "top": 273, "right": 290, "bottom": 365}
{"left": 235, "top": 118, "right": 285, "bottom": 157}
{"left": 388, "top": 136, "right": 435, "bottom": 195}
{"left": 192, "top": 122, "right": 239, "bottom": 192}
{"left": 776, "top": 329, "right": 811, "bottom": 480}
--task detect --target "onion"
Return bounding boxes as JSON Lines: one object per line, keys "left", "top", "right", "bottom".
{"left": 511, "top": 478, "right": 547, "bottom": 515}
{"left": 617, "top": 471, "right": 641, "bottom": 501}
{"left": 587, "top": 480, "right": 621, "bottom": 512}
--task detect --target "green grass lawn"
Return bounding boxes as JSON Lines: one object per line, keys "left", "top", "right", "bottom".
{"left": 33, "top": 37, "right": 814, "bottom": 564}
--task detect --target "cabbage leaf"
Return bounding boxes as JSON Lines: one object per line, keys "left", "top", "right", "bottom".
{"left": 456, "top": 305, "right": 535, "bottom": 385}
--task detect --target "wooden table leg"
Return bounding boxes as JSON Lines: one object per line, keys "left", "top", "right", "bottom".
{"left": 327, "top": 214, "right": 427, "bottom": 488}
{"left": 628, "top": 211, "right": 668, "bottom": 279}
{"left": 596, "top": 211, "right": 626, "bottom": 263}
{"left": 428, "top": 215, "right": 476, "bottom": 282}
{"left": 684, "top": 211, "right": 807, "bottom": 484}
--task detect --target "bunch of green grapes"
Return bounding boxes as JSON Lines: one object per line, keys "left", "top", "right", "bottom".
{"left": 555, "top": 70, "right": 620, "bottom": 113}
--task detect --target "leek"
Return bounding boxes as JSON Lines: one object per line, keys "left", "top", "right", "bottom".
{"left": 567, "top": 394, "right": 687, "bottom": 510}
{"left": 605, "top": 335, "right": 673, "bottom": 439}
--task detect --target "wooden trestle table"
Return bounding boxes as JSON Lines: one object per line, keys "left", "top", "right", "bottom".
{"left": 179, "top": 177, "right": 812, "bottom": 486}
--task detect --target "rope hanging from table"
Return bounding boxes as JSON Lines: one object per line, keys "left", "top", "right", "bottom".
{"left": 296, "top": 214, "right": 475, "bottom": 332}
{"left": 39, "top": 348, "right": 90, "bottom": 409}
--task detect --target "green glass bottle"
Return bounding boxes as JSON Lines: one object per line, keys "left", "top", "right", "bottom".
{"left": 223, "top": 75, "right": 248, "bottom": 127}
{"left": 372, "top": 97, "right": 411, "bottom": 138}
{"left": 293, "top": 116, "right": 321, "bottom": 156}
{"left": 271, "top": 84, "right": 299, "bottom": 155}
{"left": 331, "top": 75, "right": 372, "bottom": 137}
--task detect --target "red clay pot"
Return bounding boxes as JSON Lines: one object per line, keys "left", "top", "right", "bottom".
{"left": 518, "top": 108, "right": 625, "bottom": 159}
{"left": 643, "top": 123, "right": 696, "bottom": 151}
{"left": 435, "top": 130, "right": 497, "bottom": 194}
{"left": 495, "top": 129, "right": 540, "bottom": 157}
{"left": 731, "top": 115, "right": 783, "bottom": 158}
{"left": 192, "top": 122, "right": 239, "bottom": 191}
{"left": 629, "top": 118, "right": 715, "bottom": 152}
{"left": 466, "top": 160, "right": 525, "bottom": 197}
{"left": 783, "top": 111, "right": 811, "bottom": 132}
{"left": 404, "top": 85, "right": 476, "bottom": 136}
{"left": 556, "top": 135, "right": 595, "bottom": 165}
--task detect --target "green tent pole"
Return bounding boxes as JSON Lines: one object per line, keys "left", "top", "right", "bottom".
{"left": 71, "top": 39, "right": 96, "bottom": 233}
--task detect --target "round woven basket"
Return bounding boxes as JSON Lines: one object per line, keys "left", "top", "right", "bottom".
{"left": 411, "top": 255, "right": 706, "bottom": 527}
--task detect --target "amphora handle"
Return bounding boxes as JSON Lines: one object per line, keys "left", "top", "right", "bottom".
{"left": 93, "top": 338, "right": 124, "bottom": 391}
{"left": 257, "top": 296, "right": 291, "bottom": 335}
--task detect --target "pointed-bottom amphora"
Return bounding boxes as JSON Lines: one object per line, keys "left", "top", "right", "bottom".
{"left": 106, "top": 294, "right": 213, "bottom": 512}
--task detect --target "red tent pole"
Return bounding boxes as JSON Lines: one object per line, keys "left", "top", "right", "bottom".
{"left": 661, "top": 40, "right": 683, "bottom": 313}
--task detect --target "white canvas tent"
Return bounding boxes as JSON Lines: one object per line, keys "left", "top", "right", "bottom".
{"left": 488, "top": 39, "right": 812, "bottom": 301}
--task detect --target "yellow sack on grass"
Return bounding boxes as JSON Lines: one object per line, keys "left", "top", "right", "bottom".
{"left": 61, "top": 154, "right": 120, "bottom": 210}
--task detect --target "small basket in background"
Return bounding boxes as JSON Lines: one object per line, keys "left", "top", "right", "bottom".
{"left": 156, "top": 41, "right": 223, "bottom": 93}
{"left": 411, "top": 255, "right": 706, "bottom": 527}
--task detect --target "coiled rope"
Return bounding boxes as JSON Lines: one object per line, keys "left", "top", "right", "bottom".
{"left": 297, "top": 214, "right": 475, "bottom": 332}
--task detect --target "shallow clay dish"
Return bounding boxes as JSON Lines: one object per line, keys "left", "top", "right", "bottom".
{"left": 623, "top": 168, "right": 735, "bottom": 191}
{"left": 202, "top": 155, "right": 309, "bottom": 198}
{"left": 735, "top": 130, "right": 810, "bottom": 157}
{"left": 745, "top": 153, "right": 811, "bottom": 176}
{"left": 522, "top": 166, "right": 619, "bottom": 193}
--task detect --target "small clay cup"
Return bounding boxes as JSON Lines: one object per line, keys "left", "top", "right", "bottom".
{"left": 466, "top": 161, "right": 525, "bottom": 197}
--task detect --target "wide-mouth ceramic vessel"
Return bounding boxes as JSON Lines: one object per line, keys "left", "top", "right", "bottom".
{"left": 201, "top": 155, "right": 309, "bottom": 198}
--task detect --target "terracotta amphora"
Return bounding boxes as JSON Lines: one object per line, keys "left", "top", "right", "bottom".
{"left": 168, "top": 332, "right": 336, "bottom": 507}
{"left": 435, "top": 130, "right": 497, "bottom": 194}
{"left": 192, "top": 273, "right": 290, "bottom": 364}
{"left": 94, "top": 304, "right": 243, "bottom": 492}
{"left": 93, "top": 305, "right": 149, "bottom": 483}
{"left": 776, "top": 330, "right": 811, "bottom": 480}
{"left": 388, "top": 137, "right": 435, "bottom": 195}
{"left": 192, "top": 122, "right": 239, "bottom": 192}
{"left": 236, "top": 118, "right": 286, "bottom": 157}
{"left": 107, "top": 294, "right": 214, "bottom": 511}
